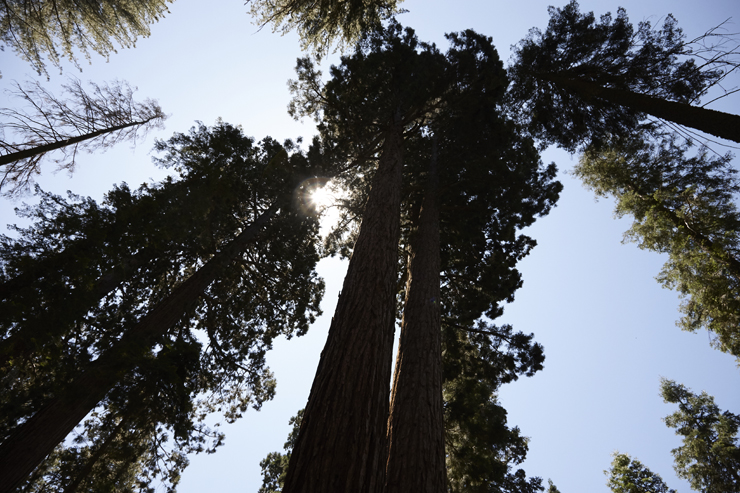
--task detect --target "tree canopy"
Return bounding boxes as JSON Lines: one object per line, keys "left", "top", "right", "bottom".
{"left": 662, "top": 379, "right": 740, "bottom": 493}
{"left": 0, "top": 0, "right": 171, "bottom": 76}
{"left": 605, "top": 453, "right": 677, "bottom": 493}
{"left": 247, "top": 0, "right": 403, "bottom": 55}
{"left": 0, "top": 121, "right": 327, "bottom": 492}
{"left": 573, "top": 133, "right": 740, "bottom": 360}
{"left": 508, "top": 0, "right": 740, "bottom": 150}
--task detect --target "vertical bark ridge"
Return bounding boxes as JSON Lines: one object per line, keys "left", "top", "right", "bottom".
{"left": 385, "top": 136, "right": 446, "bottom": 493}
{"left": 282, "top": 121, "right": 404, "bottom": 493}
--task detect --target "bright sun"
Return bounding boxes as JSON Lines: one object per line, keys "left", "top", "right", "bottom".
{"left": 307, "top": 181, "right": 342, "bottom": 236}
{"left": 310, "top": 185, "right": 336, "bottom": 210}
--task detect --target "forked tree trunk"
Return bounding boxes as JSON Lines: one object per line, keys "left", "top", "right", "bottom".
{"left": 544, "top": 73, "right": 740, "bottom": 144}
{"left": 0, "top": 204, "right": 278, "bottom": 493}
{"left": 282, "top": 120, "right": 405, "bottom": 493}
{"left": 385, "top": 137, "right": 446, "bottom": 493}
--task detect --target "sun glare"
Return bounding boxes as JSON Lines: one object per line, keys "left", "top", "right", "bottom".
{"left": 304, "top": 180, "right": 342, "bottom": 236}
{"left": 310, "top": 185, "right": 336, "bottom": 210}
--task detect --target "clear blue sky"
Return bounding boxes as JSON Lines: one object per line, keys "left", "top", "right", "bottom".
{"left": 1, "top": 0, "right": 739, "bottom": 491}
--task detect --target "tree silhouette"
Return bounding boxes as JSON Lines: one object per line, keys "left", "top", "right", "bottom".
{"left": 0, "top": 122, "right": 327, "bottom": 492}
{"left": 508, "top": 1, "right": 740, "bottom": 150}
{"left": 0, "top": 78, "right": 166, "bottom": 195}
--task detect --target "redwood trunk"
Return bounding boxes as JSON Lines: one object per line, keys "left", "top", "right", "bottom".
{"left": 282, "top": 122, "right": 404, "bottom": 493}
{"left": 545, "top": 73, "right": 740, "bottom": 144}
{"left": 0, "top": 204, "right": 277, "bottom": 493}
{"left": 385, "top": 138, "right": 446, "bottom": 493}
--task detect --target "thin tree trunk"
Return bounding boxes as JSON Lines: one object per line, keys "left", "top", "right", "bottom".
{"left": 0, "top": 119, "right": 155, "bottom": 167}
{"left": 543, "top": 73, "right": 740, "bottom": 144}
{"left": 0, "top": 253, "right": 148, "bottom": 369}
{"left": 628, "top": 183, "right": 740, "bottom": 278}
{"left": 0, "top": 203, "right": 278, "bottom": 493}
{"left": 61, "top": 418, "right": 128, "bottom": 493}
{"left": 385, "top": 136, "right": 446, "bottom": 493}
{"left": 282, "top": 119, "right": 404, "bottom": 493}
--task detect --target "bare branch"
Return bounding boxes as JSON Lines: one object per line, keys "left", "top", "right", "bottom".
{"left": 0, "top": 78, "right": 167, "bottom": 196}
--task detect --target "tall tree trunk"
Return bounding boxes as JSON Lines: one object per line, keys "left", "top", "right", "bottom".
{"left": 0, "top": 253, "right": 149, "bottom": 370}
{"left": 0, "top": 204, "right": 278, "bottom": 493}
{"left": 385, "top": 137, "right": 446, "bottom": 493}
{"left": 543, "top": 73, "right": 740, "bottom": 144}
{"left": 282, "top": 120, "right": 404, "bottom": 493}
{"left": 0, "top": 118, "right": 156, "bottom": 167}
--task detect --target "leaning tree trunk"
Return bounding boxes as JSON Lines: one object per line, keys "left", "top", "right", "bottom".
{"left": 0, "top": 252, "right": 150, "bottom": 370}
{"left": 282, "top": 119, "right": 405, "bottom": 493}
{"left": 385, "top": 138, "right": 446, "bottom": 493}
{"left": 544, "top": 73, "right": 740, "bottom": 144}
{"left": 0, "top": 118, "right": 156, "bottom": 167}
{"left": 0, "top": 203, "right": 278, "bottom": 493}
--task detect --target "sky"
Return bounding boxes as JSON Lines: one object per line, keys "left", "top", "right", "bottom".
{"left": 1, "top": 0, "right": 740, "bottom": 491}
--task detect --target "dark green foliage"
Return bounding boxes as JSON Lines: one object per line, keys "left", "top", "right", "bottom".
{"left": 289, "top": 20, "right": 448, "bottom": 157}
{"left": 442, "top": 323, "right": 544, "bottom": 493}
{"left": 1, "top": 121, "right": 326, "bottom": 491}
{"left": 318, "top": 28, "right": 561, "bottom": 309}
{"left": 508, "top": 0, "right": 728, "bottom": 151}
{"left": 289, "top": 24, "right": 559, "bottom": 492}
{"left": 21, "top": 354, "right": 222, "bottom": 493}
{"left": 0, "top": 0, "right": 171, "bottom": 76}
{"left": 662, "top": 379, "right": 740, "bottom": 493}
{"left": 605, "top": 453, "right": 676, "bottom": 493}
{"left": 258, "top": 410, "right": 303, "bottom": 493}
{"left": 247, "top": 0, "right": 401, "bottom": 55}
{"left": 573, "top": 134, "right": 740, "bottom": 359}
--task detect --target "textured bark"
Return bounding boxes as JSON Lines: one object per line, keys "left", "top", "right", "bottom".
{"left": 545, "top": 73, "right": 740, "bottom": 144}
{"left": 0, "top": 204, "right": 277, "bottom": 493}
{"left": 385, "top": 138, "right": 446, "bottom": 493}
{"left": 282, "top": 122, "right": 404, "bottom": 493}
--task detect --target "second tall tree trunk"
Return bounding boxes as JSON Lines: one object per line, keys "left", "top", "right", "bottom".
{"left": 282, "top": 120, "right": 405, "bottom": 493}
{"left": 385, "top": 137, "right": 446, "bottom": 493}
